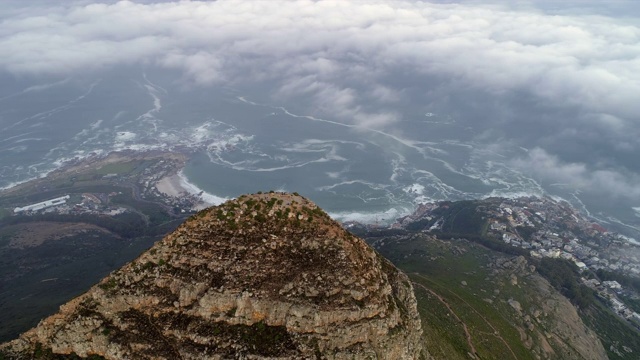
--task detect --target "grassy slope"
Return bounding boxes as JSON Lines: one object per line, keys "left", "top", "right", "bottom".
{"left": 423, "top": 199, "right": 640, "bottom": 359}
{"left": 582, "top": 300, "right": 640, "bottom": 359}
{"left": 370, "top": 230, "right": 640, "bottom": 359}
{"left": 373, "top": 234, "right": 534, "bottom": 360}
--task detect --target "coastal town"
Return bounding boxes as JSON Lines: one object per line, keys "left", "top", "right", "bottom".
{"left": 490, "top": 197, "right": 640, "bottom": 328}
{"left": 391, "top": 196, "right": 640, "bottom": 330}
{"left": 2, "top": 151, "right": 207, "bottom": 220}
{"left": 4, "top": 151, "right": 640, "bottom": 334}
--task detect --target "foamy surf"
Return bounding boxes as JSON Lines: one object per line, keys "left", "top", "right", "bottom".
{"left": 1, "top": 76, "right": 639, "bottom": 240}
{"left": 177, "top": 170, "right": 228, "bottom": 207}
{"left": 329, "top": 207, "right": 411, "bottom": 224}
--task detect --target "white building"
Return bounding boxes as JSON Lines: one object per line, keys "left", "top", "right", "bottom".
{"left": 603, "top": 280, "right": 622, "bottom": 290}
{"left": 14, "top": 195, "right": 70, "bottom": 213}
{"left": 574, "top": 261, "right": 588, "bottom": 270}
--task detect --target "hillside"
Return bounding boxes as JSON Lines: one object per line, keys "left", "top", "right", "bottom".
{"left": 0, "top": 152, "right": 193, "bottom": 342}
{"left": 366, "top": 232, "right": 608, "bottom": 360}
{"left": 354, "top": 195, "right": 640, "bottom": 360}
{"left": 1, "top": 192, "right": 424, "bottom": 359}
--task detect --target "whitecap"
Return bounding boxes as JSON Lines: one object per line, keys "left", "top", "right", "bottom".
{"left": 115, "top": 131, "right": 136, "bottom": 141}
{"left": 108, "top": 112, "right": 125, "bottom": 123}
{"left": 89, "top": 119, "right": 103, "bottom": 131}
{"left": 13, "top": 137, "right": 45, "bottom": 144}
{"left": 403, "top": 183, "right": 425, "bottom": 195}
{"left": 7, "top": 145, "right": 28, "bottom": 153}
{"left": 0, "top": 131, "right": 36, "bottom": 144}
{"left": 616, "top": 234, "right": 640, "bottom": 245}
{"left": 484, "top": 189, "right": 544, "bottom": 199}
{"left": 329, "top": 207, "right": 411, "bottom": 224}
{"left": 317, "top": 180, "right": 386, "bottom": 192}
{"left": 412, "top": 195, "right": 435, "bottom": 204}
{"left": 606, "top": 216, "right": 640, "bottom": 234}
{"left": 0, "top": 178, "right": 33, "bottom": 191}
{"left": 177, "top": 170, "right": 228, "bottom": 206}
{"left": 326, "top": 171, "right": 341, "bottom": 179}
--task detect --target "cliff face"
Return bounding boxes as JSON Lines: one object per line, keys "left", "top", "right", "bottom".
{"left": 492, "top": 256, "right": 608, "bottom": 360}
{"left": 2, "top": 193, "right": 424, "bottom": 359}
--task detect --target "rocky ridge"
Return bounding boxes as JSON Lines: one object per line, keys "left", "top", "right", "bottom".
{"left": 492, "top": 256, "right": 607, "bottom": 360}
{"left": 1, "top": 192, "right": 424, "bottom": 359}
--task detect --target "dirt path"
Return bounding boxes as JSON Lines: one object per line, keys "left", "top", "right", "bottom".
{"left": 412, "top": 273, "right": 519, "bottom": 360}
{"left": 411, "top": 281, "right": 478, "bottom": 357}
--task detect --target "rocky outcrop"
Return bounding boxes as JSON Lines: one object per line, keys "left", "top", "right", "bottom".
{"left": 493, "top": 255, "right": 607, "bottom": 360}
{"left": 1, "top": 192, "right": 424, "bottom": 359}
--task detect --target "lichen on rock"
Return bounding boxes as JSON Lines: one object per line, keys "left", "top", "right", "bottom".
{"left": 1, "top": 192, "right": 424, "bottom": 359}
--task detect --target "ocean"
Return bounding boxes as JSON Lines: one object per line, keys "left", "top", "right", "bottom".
{"left": 1, "top": 68, "right": 638, "bottom": 238}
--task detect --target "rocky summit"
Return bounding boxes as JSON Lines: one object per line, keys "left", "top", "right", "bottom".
{"left": 1, "top": 192, "right": 424, "bottom": 359}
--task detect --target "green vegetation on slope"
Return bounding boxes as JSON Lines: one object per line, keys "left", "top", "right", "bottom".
{"left": 365, "top": 197, "right": 640, "bottom": 360}
{"left": 581, "top": 300, "right": 640, "bottom": 360}
{"left": 536, "top": 257, "right": 596, "bottom": 309}
{"left": 371, "top": 234, "right": 535, "bottom": 360}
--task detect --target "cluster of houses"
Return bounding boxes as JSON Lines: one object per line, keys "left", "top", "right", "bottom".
{"left": 488, "top": 198, "right": 640, "bottom": 277}
{"left": 583, "top": 278, "right": 640, "bottom": 328}
{"left": 484, "top": 197, "right": 640, "bottom": 328}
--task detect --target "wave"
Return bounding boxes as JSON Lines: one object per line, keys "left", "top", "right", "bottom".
{"left": 177, "top": 170, "right": 228, "bottom": 206}
{"left": 403, "top": 183, "right": 425, "bottom": 195}
{"left": 605, "top": 216, "right": 640, "bottom": 234}
{"left": 484, "top": 189, "right": 545, "bottom": 200}
{"left": 412, "top": 169, "right": 469, "bottom": 199}
{"left": 4, "top": 88, "right": 634, "bottom": 235}
{"left": 11, "top": 137, "right": 46, "bottom": 144}
{"left": 0, "top": 171, "right": 50, "bottom": 191}
{"left": 2, "top": 80, "right": 100, "bottom": 132}
{"left": 0, "top": 178, "right": 34, "bottom": 191}
{"left": 0, "top": 78, "right": 71, "bottom": 102}
{"left": 6, "top": 145, "right": 28, "bottom": 153}
{"left": 329, "top": 206, "right": 411, "bottom": 224}
{"left": 616, "top": 234, "right": 640, "bottom": 245}
{"left": 317, "top": 180, "right": 388, "bottom": 192}
{"left": 0, "top": 131, "right": 37, "bottom": 144}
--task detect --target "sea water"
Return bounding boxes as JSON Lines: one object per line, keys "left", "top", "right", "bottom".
{"left": 0, "top": 68, "right": 638, "bottom": 238}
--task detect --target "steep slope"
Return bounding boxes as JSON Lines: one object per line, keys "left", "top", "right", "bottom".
{"left": 1, "top": 192, "right": 424, "bottom": 359}
{"left": 368, "top": 231, "right": 608, "bottom": 360}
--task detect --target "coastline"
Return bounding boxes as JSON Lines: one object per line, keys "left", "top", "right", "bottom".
{"left": 3, "top": 148, "right": 637, "bottom": 238}
{"left": 0, "top": 148, "right": 230, "bottom": 212}
{"left": 176, "top": 170, "right": 228, "bottom": 208}
{"left": 155, "top": 169, "right": 228, "bottom": 210}
{"left": 155, "top": 174, "right": 185, "bottom": 198}
{"left": 0, "top": 150, "right": 187, "bottom": 196}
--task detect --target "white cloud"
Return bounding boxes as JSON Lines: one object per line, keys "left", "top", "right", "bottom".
{"left": 1, "top": 0, "right": 639, "bottom": 131}
{"left": 512, "top": 148, "right": 640, "bottom": 199}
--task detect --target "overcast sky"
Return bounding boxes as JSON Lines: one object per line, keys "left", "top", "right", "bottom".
{"left": 1, "top": 0, "right": 640, "bottom": 204}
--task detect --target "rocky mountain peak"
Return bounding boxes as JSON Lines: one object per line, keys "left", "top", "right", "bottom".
{"left": 1, "top": 192, "right": 424, "bottom": 359}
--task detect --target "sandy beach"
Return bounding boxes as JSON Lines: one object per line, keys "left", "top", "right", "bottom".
{"left": 155, "top": 170, "right": 229, "bottom": 210}
{"left": 156, "top": 173, "right": 187, "bottom": 198}
{"left": 1, "top": 150, "right": 188, "bottom": 196}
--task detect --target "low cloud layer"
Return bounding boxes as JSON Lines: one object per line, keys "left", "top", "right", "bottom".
{"left": 512, "top": 148, "right": 640, "bottom": 200}
{"left": 1, "top": 0, "right": 640, "bottom": 201}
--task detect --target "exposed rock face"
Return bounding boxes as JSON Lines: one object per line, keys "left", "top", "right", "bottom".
{"left": 493, "top": 255, "right": 607, "bottom": 360}
{"left": 1, "top": 193, "right": 424, "bottom": 359}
